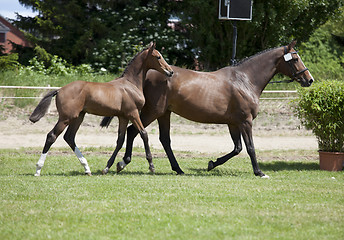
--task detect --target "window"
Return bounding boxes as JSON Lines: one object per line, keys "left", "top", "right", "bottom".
{"left": 0, "top": 33, "right": 5, "bottom": 43}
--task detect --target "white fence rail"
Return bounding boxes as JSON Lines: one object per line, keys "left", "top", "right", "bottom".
{"left": 0, "top": 86, "right": 298, "bottom": 100}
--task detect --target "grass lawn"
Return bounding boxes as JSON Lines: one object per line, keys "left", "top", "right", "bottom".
{"left": 0, "top": 147, "right": 343, "bottom": 240}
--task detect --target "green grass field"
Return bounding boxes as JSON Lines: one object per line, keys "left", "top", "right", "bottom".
{"left": 0, "top": 147, "right": 343, "bottom": 240}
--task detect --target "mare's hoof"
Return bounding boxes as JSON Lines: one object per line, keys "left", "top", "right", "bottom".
{"left": 177, "top": 171, "right": 185, "bottom": 175}
{"left": 255, "top": 171, "right": 269, "bottom": 179}
{"left": 149, "top": 166, "right": 155, "bottom": 173}
{"left": 86, "top": 172, "right": 92, "bottom": 176}
{"left": 208, "top": 161, "right": 215, "bottom": 171}
{"left": 116, "top": 162, "right": 126, "bottom": 173}
{"left": 102, "top": 167, "right": 109, "bottom": 175}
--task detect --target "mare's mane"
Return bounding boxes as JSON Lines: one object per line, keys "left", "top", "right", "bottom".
{"left": 233, "top": 46, "right": 280, "bottom": 67}
{"left": 120, "top": 46, "right": 150, "bottom": 77}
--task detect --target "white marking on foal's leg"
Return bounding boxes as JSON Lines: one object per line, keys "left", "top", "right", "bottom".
{"left": 74, "top": 147, "right": 91, "bottom": 174}
{"left": 35, "top": 153, "right": 47, "bottom": 176}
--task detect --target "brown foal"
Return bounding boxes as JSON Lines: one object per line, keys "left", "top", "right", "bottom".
{"left": 29, "top": 42, "right": 173, "bottom": 176}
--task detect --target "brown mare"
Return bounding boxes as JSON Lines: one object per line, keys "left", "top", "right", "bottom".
{"left": 29, "top": 42, "right": 173, "bottom": 176}
{"left": 101, "top": 41, "right": 313, "bottom": 178}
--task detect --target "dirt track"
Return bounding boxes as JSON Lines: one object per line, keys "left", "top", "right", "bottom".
{"left": 0, "top": 101, "right": 318, "bottom": 153}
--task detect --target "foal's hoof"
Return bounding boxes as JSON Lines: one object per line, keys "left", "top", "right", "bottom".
{"left": 102, "top": 167, "right": 109, "bottom": 175}
{"left": 34, "top": 173, "right": 40, "bottom": 177}
{"left": 208, "top": 161, "right": 215, "bottom": 171}
{"left": 85, "top": 172, "right": 92, "bottom": 176}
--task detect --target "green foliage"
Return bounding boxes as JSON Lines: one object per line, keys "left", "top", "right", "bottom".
{"left": 299, "top": 21, "right": 344, "bottom": 80}
{"left": 12, "top": 0, "right": 344, "bottom": 72}
{"left": 15, "top": 0, "right": 191, "bottom": 73}
{"left": 0, "top": 54, "right": 20, "bottom": 71}
{"left": 177, "top": 0, "right": 343, "bottom": 69}
{"left": 295, "top": 80, "right": 344, "bottom": 152}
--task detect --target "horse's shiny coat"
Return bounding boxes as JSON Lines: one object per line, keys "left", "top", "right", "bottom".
{"left": 102, "top": 41, "right": 313, "bottom": 177}
{"left": 30, "top": 42, "right": 173, "bottom": 176}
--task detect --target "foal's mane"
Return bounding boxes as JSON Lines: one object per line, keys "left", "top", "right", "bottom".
{"left": 233, "top": 46, "right": 280, "bottom": 67}
{"left": 120, "top": 46, "right": 150, "bottom": 77}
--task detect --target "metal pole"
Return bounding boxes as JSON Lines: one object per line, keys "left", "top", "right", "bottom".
{"left": 231, "top": 20, "right": 237, "bottom": 65}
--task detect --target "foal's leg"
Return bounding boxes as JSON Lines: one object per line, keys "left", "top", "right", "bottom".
{"left": 157, "top": 111, "right": 184, "bottom": 174}
{"left": 208, "top": 125, "right": 242, "bottom": 171}
{"left": 63, "top": 112, "right": 91, "bottom": 176}
{"left": 102, "top": 117, "right": 129, "bottom": 174}
{"left": 35, "top": 120, "right": 68, "bottom": 176}
{"left": 240, "top": 121, "right": 269, "bottom": 178}
{"left": 129, "top": 111, "right": 155, "bottom": 173}
{"left": 122, "top": 109, "right": 158, "bottom": 168}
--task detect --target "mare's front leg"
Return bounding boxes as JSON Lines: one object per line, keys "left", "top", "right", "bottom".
{"left": 102, "top": 117, "right": 129, "bottom": 174}
{"left": 240, "top": 121, "right": 269, "bottom": 178}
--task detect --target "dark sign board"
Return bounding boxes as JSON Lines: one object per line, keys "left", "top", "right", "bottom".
{"left": 219, "top": 0, "right": 252, "bottom": 20}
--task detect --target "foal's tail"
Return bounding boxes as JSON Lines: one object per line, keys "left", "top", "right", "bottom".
{"left": 100, "top": 116, "right": 114, "bottom": 128}
{"left": 29, "top": 90, "right": 58, "bottom": 123}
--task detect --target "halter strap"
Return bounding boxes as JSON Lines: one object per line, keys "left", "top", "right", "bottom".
{"left": 283, "top": 46, "right": 308, "bottom": 81}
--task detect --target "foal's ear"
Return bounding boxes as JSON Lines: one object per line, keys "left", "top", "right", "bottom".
{"left": 148, "top": 41, "right": 156, "bottom": 50}
{"left": 287, "top": 40, "right": 297, "bottom": 51}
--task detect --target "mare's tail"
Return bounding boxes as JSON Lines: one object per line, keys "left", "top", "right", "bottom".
{"left": 100, "top": 116, "right": 114, "bottom": 128}
{"left": 29, "top": 90, "right": 59, "bottom": 123}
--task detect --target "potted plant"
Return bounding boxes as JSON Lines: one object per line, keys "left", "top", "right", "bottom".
{"left": 295, "top": 80, "right": 344, "bottom": 171}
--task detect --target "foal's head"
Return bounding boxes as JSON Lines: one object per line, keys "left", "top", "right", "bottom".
{"left": 277, "top": 40, "right": 314, "bottom": 87}
{"left": 144, "top": 42, "right": 174, "bottom": 77}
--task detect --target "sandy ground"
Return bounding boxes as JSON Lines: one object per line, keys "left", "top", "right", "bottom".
{"left": 0, "top": 103, "right": 318, "bottom": 153}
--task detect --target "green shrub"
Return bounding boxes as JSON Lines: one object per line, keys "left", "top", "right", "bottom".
{"left": 295, "top": 80, "right": 344, "bottom": 152}
{"left": 0, "top": 54, "right": 19, "bottom": 71}
{"left": 300, "top": 21, "right": 344, "bottom": 81}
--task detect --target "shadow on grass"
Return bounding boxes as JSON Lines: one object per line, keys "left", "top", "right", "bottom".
{"left": 186, "top": 167, "right": 241, "bottom": 177}
{"left": 260, "top": 161, "right": 319, "bottom": 171}
{"left": 18, "top": 162, "right": 319, "bottom": 177}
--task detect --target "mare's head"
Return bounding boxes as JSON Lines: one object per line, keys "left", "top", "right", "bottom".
{"left": 277, "top": 40, "right": 313, "bottom": 87}
{"left": 144, "top": 42, "right": 173, "bottom": 77}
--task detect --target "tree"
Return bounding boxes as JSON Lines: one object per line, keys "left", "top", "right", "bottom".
{"left": 13, "top": 0, "right": 343, "bottom": 71}
{"left": 176, "top": 0, "right": 343, "bottom": 70}
{"left": 15, "top": 0, "right": 191, "bottom": 72}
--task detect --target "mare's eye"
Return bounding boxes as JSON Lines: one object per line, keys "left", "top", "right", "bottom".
{"left": 157, "top": 56, "right": 161, "bottom": 60}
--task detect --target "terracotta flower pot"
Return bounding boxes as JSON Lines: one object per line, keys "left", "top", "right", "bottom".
{"left": 319, "top": 151, "right": 344, "bottom": 171}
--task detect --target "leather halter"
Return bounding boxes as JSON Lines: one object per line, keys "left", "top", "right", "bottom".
{"left": 283, "top": 46, "right": 309, "bottom": 81}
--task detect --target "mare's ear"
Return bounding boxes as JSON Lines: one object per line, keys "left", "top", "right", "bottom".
{"left": 287, "top": 40, "right": 297, "bottom": 51}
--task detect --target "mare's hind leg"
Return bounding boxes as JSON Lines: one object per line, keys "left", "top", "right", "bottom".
{"left": 208, "top": 125, "right": 242, "bottom": 171}
{"left": 240, "top": 121, "right": 269, "bottom": 178}
{"left": 63, "top": 112, "right": 91, "bottom": 176}
{"left": 102, "top": 117, "right": 129, "bottom": 174}
{"left": 35, "top": 120, "right": 68, "bottom": 176}
{"left": 157, "top": 111, "right": 184, "bottom": 174}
